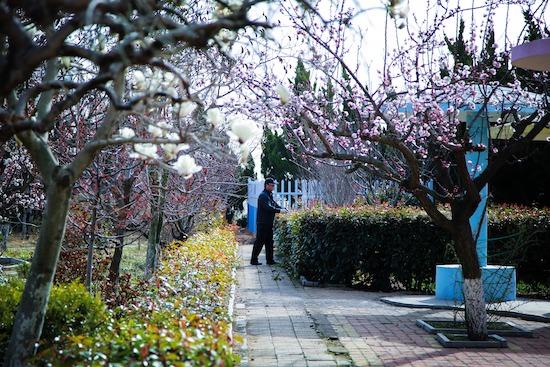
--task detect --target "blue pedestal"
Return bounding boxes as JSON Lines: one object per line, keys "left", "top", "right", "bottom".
{"left": 435, "top": 264, "right": 516, "bottom": 302}
{"left": 247, "top": 204, "right": 257, "bottom": 233}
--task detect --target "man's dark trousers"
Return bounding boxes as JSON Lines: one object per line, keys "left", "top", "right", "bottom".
{"left": 251, "top": 224, "right": 274, "bottom": 263}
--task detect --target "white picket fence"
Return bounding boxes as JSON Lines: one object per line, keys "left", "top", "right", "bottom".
{"left": 247, "top": 179, "right": 321, "bottom": 233}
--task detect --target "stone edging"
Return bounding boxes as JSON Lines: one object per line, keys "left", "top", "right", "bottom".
{"left": 380, "top": 297, "right": 550, "bottom": 324}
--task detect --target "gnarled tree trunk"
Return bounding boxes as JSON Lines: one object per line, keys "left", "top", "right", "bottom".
{"left": 452, "top": 221, "right": 488, "bottom": 341}
{"left": 109, "top": 176, "right": 135, "bottom": 282}
{"left": 0, "top": 223, "right": 10, "bottom": 252}
{"left": 144, "top": 168, "right": 168, "bottom": 279}
{"left": 4, "top": 170, "right": 72, "bottom": 367}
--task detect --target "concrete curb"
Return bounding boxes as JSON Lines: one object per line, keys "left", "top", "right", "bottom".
{"left": 381, "top": 296, "right": 550, "bottom": 323}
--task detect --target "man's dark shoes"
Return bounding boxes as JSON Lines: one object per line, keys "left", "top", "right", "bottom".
{"left": 267, "top": 261, "right": 278, "bottom": 265}
{"left": 250, "top": 260, "right": 262, "bottom": 265}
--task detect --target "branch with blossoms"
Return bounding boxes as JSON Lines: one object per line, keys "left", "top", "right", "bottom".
{"left": 1, "top": 0, "right": 273, "bottom": 363}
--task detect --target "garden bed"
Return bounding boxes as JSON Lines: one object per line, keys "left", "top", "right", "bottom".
{"left": 435, "top": 333, "right": 508, "bottom": 348}
{"left": 2, "top": 226, "right": 241, "bottom": 366}
{"left": 416, "top": 319, "right": 533, "bottom": 337}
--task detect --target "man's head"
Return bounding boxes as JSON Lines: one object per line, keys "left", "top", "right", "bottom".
{"left": 264, "top": 178, "right": 276, "bottom": 192}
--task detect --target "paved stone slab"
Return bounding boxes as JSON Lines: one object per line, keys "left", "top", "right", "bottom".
{"left": 235, "top": 242, "right": 337, "bottom": 366}
{"left": 234, "top": 231, "right": 550, "bottom": 367}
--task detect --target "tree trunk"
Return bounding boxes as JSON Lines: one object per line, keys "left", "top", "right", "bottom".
{"left": 452, "top": 222, "right": 488, "bottom": 341}
{"left": 109, "top": 234, "right": 124, "bottom": 282}
{"left": 108, "top": 176, "right": 134, "bottom": 282}
{"left": 85, "top": 172, "right": 101, "bottom": 291}
{"left": 0, "top": 223, "right": 10, "bottom": 252}
{"left": 85, "top": 199, "right": 98, "bottom": 291}
{"left": 21, "top": 210, "right": 29, "bottom": 240}
{"left": 144, "top": 168, "right": 168, "bottom": 280}
{"left": 144, "top": 211, "right": 162, "bottom": 279}
{"left": 4, "top": 178, "right": 72, "bottom": 367}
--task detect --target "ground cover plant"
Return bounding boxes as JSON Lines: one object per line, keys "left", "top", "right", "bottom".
{"left": 0, "top": 226, "right": 239, "bottom": 366}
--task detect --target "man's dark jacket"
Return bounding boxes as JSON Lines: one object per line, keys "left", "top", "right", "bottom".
{"left": 256, "top": 190, "right": 282, "bottom": 226}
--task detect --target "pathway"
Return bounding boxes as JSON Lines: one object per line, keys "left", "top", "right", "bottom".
{"left": 234, "top": 240, "right": 550, "bottom": 367}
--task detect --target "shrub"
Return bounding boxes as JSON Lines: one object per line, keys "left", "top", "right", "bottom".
{"left": 275, "top": 206, "right": 453, "bottom": 291}
{"left": 0, "top": 280, "right": 108, "bottom": 356}
{"left": 39, "top": 227, "right": 240, "bottom": 366}
{"left": 275, "top": 205, "right": 550, "bottom": 293}
{"left": 488, "top": 205, "right": 550, "bottom": 285}
{"left": 54, "top": 248, "right": 111, "bottom": 285}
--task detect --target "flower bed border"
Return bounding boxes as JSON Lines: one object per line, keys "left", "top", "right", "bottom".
{"left": 435, "top": 333, "right": 508, "bottom": 348}
{"left": 416, "top": 319, "right": 533, "bottom": 337}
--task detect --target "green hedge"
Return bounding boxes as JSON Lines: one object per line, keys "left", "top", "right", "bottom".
{"left": 38, "top": 226, "right": 240, "bottom": 366}
{"left": 488, "top": 206, "right": 550, "bottom": 286}
{"left": 275, "top": 205, "right": 550, "bottom": 292}
{"left": 1, "top": 227, "right": 240, "bottom": 366}
{"left": 0, "top": 280, "right": 108, "bottom": 357}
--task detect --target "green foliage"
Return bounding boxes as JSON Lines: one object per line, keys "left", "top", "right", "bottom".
{"left": 261, "top": 128, "right": 301, "bottom": 180}
{"left": 276, "top": 205, "right": 550, "bottom": 294}
{"left": 15, "top": 261, "right": 30, "bottom": 278}
{"left": 523, "top": 9, "right": 548, "bottom": 42}
{"left": 43, "top": 282, "right": 108, "bottom": 340}
{"left": 444, "top": 19, "right": 473, "bottom": 69}
{"left": 275, "top": 206, "right": 454, "bottom": 291}
{"left": 488, "top": 205, "right": 550, "bottom": 286}
{"left": 38, "top": 227, "right": 240, "bottom": 366}
{"left": 293, "top": 59, "right": 311, "bottom": 94}
{"left": 0, "top": 280, "right": 108, "bottom": 355}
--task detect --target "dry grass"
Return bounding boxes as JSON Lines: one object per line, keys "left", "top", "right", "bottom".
{"left": 2, "top": 233, "right": 148, "bottom": 277}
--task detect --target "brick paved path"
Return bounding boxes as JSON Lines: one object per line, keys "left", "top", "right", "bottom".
{"left": 234, "top": 242, "right": 550, "bottom": 367}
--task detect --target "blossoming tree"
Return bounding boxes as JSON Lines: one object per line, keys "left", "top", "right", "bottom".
{"left": 0, "top": 142, "right": 44, "bottom": 251}
{"left": 0, "top": 1, "right": 269, "bottom": 364}
{"left": 251, "top": 1, "right": 549, "bottom": 340}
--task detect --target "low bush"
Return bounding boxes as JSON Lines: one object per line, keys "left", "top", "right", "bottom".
{"left": 275, "top": 206, "right": 454, "bottom": 291}
{"left": 275, "top": 205, "right": 550, "bottom": 293}
{"left": 0, "top": 280, "right": 108, "bottom": 356}
{"left": 38, "top": 226, "right": 240, "bottom": 366}
{"left": 488, "top": 205, "right": 550, "bottom": 286}
{"left": 54, "top": 248, "right": 111, "bottom": 285}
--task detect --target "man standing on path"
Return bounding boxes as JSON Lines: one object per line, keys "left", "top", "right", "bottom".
{"left": 250, "top": 178, "right": 287, "bottom": 265}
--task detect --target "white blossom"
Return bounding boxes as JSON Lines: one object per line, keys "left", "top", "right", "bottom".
{"left": 133, "top": 70, "right": 146, "bottom": 90}
{"left": 162, "top": 133, "right": 189, "bottom": 159}
{"left": 172, "top": 155, "right": 202, "bottom": 178}
{"left": 276, "top": 85, "right": 292, "bottom": 105}
{"left": 239, "top": 144, "right": 250, "bottom": 165}
{"left": 147, "top": 124, "right": 164, "bottom": 138}
{"left": 230, "top": 118, "right": 259, "bottom": 143}
{"left": 158, "top": 120, "right": 172, "bottom": 131}
{"left": 165, "top": 86, "right": 178, "bottom": 98}
{"left": 206, "top": 108, "right": 224, "bottom": 126}
{"left": 177, "top": 102, "right": 196, "bottom": 118}
{"left": 130, "top": 144, "right": 159, "bottom": 160}
{"left": 118, "top": 127, "right": 136, "bottom": 139}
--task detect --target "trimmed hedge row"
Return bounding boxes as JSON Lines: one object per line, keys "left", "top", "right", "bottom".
{"left": 0, "top": 281, "right": 108, "bottom": 357}
{"left": 274, "top": 205, "right": 550, "bottom": 292}
{"left": 488, "top": 206, "right": 550, "bottom": 286}
{"left": 46, "top": 226, "right": 240, "bottom": 366}
{"left": 1, "top": 227, "right": 240, "bottom": 366}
